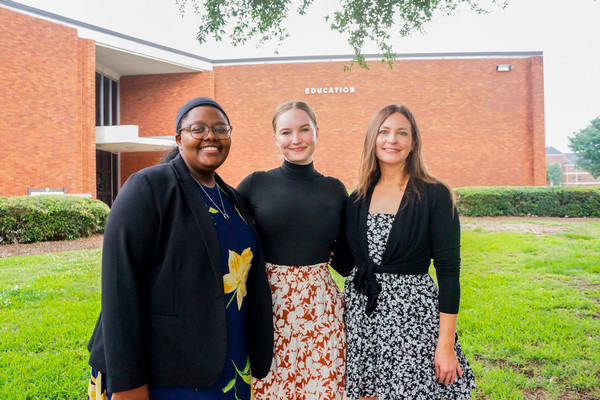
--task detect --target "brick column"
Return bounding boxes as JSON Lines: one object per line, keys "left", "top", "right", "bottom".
{"left": 529, "top": 56, "right": 546, "bottom": 186}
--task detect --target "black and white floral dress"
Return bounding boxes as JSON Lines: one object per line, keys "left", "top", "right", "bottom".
{"left": 343, "top": 213, "right": 477, "bottom": 400}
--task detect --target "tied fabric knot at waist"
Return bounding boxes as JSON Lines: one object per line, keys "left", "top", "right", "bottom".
{"left": 352, "top": 261, "right": 430, "bottom": 316}
{"left": 352, "top": 263, "right": 381, "bottom": 316}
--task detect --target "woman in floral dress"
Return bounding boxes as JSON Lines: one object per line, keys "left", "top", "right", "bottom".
{"left": 343, "top": 104, "right": 476, "bottom": 400}
{"left": 238, "top": 100, "right": 353, "bottom": 400}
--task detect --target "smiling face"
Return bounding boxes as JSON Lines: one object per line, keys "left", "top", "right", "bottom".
{"left": 273, "top": 107, "right": 319, "bottom": 165}
{"left": 175, "top": 106, "right": 231, "bottom": 180}
{"left": 375, "top": 112, "right": 413, "bottom": 168}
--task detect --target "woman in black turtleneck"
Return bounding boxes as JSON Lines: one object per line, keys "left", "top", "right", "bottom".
{"left": 238, "top": 100, "right": 353, "bottom": 400}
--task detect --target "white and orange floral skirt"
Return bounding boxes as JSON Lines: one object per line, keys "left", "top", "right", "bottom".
{"left": 252, "top": 262, "right": 347, "bottom": 400}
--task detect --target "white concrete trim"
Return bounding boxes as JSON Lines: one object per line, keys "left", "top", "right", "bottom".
{"left": 96, "top": 125, "right": 176, "bottom": 153}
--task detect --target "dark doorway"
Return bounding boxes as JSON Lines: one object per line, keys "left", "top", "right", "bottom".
{"left": 96, "top": 150, "right": 118, "bottom": 207}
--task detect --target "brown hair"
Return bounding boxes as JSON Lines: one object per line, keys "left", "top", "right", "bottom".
{"left": 355, "top": 104, "right": 454, "bottom": 205}
{"left": 272, "top": 100, "right": 318, "bottom": 132}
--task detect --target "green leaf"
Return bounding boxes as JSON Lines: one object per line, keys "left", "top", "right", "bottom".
{"left": 222, "top": 378, "right": 236, "bottom": 393}
{"left": 242, "top": 356, "right": 250, "bottom": 374}
{"left": 178, "top": 0, "right": 507, "bottom": 70}
{"left": 233, "top": 359, "right": 252, "bottom": 384}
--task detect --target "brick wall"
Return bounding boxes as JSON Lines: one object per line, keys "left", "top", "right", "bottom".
{"left": 117, "top": 57, "right": 545, "bottom": 190}
{"left": 0, "top": 8, "right": 96, "bottom": 197}
{"left": 79, "top": 38, "right": 97, "bottom": 197}
{"left": 546, "top": 152, "right": 600, "bottom": 186}
{"left": 546, "top": 154, "right": 568, "bottom": 165}
{"left": 119, "top": 72, "right": 214, "bottom": 183}
{"left": 528, "top": 56, "right": 547, "bottom": 186}
{"left": 212, "top": 57, "right": 545, "bottom": 189}
{"left": 120, "top": 151, "right": 166, "bottom": 183}
{"left": 0, "top": 5, "right": 545, "bottom": 196}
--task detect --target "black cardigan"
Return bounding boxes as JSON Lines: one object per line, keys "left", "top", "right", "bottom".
{"left": 87, "top": 155, "right": 273, "bottom": 392}
{"left": 346, "top": 179, "right": 461, "bottom": 315}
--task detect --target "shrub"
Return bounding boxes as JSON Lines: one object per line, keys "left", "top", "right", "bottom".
{"left": 455, "top": 186, "right": 600, "bottom": 217}
{"left": 0, "top": 196, "right": 109, "bottom": 244}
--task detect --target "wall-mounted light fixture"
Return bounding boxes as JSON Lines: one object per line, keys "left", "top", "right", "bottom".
{"left": 496, "top": 64, "right": 513, "bottom": 72}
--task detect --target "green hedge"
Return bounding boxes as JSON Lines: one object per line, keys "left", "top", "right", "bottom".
{"left": 0, "top": 196, "right": 109, "bottom": 244}
{"left": 1, "top": 187, "right": 598, "bottom": 244}
{"left": 455, "top": 186, "right": 600, "bottom": 217}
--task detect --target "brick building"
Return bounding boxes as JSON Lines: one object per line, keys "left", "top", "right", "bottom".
{"left": 0, "top": 1, "right": 546, "bottom": 206}
{"left": 546, "top": 147, "right": 600, "bottom": 186}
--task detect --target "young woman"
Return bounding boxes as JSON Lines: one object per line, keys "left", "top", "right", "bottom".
{"left": 237, "top": 100, "right": 353, "bottom": 400}
{"left": 343, "top": 104, "right": 476, "bottom": 400}
{"left": 86, "top": 97, "right": 273, "bottom": 400}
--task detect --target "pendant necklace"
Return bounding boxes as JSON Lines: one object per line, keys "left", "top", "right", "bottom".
{"left": 191, "top": 175, "right": 230, "bottom": 220}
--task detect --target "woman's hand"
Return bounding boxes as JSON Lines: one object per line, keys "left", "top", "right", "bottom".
{"left": 434, "top": 340, "right": 462, "bottom": 386}
{"left": 111, "top": 384, "right": 149, "bottom": 400}
{"left": 435, "top": 312, "right": 463, "bottom": 386}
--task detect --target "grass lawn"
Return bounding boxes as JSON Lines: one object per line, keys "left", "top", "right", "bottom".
{"left": 1, "top": 219, "right": 599, "bottom": 399}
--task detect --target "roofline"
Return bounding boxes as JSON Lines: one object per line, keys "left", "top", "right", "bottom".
{"left": 1, "top": 1, "right": 543, "bottom": 67}
{"left": 0, "top": 0, "right": 211, "bottom": 63}
{"left": 212, "top": 51, "right": 544, "bottom": 66}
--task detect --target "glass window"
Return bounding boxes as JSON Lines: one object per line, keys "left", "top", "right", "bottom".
{"left": 103, "top": 76, "right": 110, "bottom": 125}
{"left": 111, "top": 81, "right": 118, "bottom": 125}
{"left": 96, "top": 72, "right": 119, "bottom": 127}
{"left": 95, "top": 73, "right": 102, "bottom": 126}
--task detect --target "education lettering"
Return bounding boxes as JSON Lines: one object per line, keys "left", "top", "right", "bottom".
{"left": 305, "top": 87, "right": 355, "bottom": 95}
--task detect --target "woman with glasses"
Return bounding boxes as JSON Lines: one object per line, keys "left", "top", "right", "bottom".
{"left": 87, "top": 97, "right": 273, "bottom": 400}
{"left": 237, "top": 100, "right": 353, "bottom": 400}
{"left": 343, "top": 104, "right": 476, "bottom": 400}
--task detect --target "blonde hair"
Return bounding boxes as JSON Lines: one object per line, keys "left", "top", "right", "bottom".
{"left": 272, "top": 100, "right": 318, "bottom": 132}
{"left": 355, "top": 104, "right": 454, "bottom": 205}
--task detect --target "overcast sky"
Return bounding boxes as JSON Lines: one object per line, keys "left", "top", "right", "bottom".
{"left": 13, "top": 0, "right": 600, "bottom": 153}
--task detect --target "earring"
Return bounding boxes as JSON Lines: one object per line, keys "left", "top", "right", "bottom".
{"left": 178, "top": 146, "right": 183, "bottom": 152}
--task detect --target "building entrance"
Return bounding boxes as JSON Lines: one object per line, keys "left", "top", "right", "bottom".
{"left": 96, "top": 150, "right": 118, "bottom": 207}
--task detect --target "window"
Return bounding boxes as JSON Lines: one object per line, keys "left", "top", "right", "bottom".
{"left": 95, "top": 72, "right": 119, "bottom": 126}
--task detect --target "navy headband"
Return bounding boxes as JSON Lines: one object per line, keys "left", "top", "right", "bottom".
{"left": 175, "top": 97, "right": 230, "bottom": 133}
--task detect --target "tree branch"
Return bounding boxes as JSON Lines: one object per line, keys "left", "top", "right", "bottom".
{"left": 176, "top": 0, "right": 508, "bottom": 69}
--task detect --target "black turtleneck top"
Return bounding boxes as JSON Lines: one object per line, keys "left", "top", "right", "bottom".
{"left": 237, "top": 161, "right": 353, "bottom": 276}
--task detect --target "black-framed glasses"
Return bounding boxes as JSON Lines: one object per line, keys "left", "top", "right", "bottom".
{"left": 178, "top": 123, "right": 233, "bottom": 140}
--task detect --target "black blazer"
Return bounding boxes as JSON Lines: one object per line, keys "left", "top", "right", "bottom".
{"left": 87, "top": 155, "right": 273, "bottom": 393}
